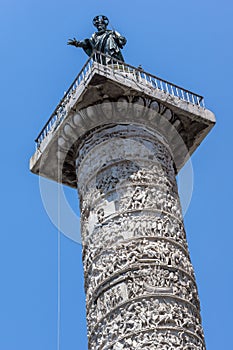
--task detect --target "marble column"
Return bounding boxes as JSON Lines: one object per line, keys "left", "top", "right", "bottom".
{"left": 75, "top": 123, "right": 205, "bottom": 350}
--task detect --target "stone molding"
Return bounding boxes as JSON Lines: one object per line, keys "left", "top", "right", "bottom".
{"left": 30, "top": 93, "right": 215, "bottom": 188}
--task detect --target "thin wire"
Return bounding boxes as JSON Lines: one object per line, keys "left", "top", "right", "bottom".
{"left": 57, "top": 220, "right": 61, "bottom": 350}
{"left": 57, "top": 144, "right": 61, "bottom": 350}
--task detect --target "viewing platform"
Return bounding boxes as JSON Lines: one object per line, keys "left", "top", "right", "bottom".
{"left": 30, "top": 51, "right": 215, "bottom": 188}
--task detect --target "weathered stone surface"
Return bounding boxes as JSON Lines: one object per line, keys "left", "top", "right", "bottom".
{"left": 76, "top": 124, "right": 206, "bottom": 350}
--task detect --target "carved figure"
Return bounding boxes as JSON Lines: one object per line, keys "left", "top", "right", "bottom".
{"left": 68, "top": 15, "right": 127, "bottom": 63}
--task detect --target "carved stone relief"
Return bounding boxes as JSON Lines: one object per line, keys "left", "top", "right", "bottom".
{"left": 82, "top": 213, "right": 188, "bottom": 256}
{"left": 75, "top": 124, "right": 206, "bottom": 350}
{"left": 89, "top": 297, "right": 204, "bottom": 349}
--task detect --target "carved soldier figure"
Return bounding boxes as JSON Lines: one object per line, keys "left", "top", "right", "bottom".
{"left": 68, "top": 15, "right": 127, "bottom": 63}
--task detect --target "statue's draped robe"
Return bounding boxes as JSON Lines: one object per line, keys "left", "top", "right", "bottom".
{"left": 82, "top": 30, "right": 126, "bottom": 62}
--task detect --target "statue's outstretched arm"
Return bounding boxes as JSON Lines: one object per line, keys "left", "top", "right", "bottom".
{"left": 67, "top": 37, "right": 83, "bottom": 47}
{"left": 67, "top": 37, "right": 91, "bottom": 49}
{"left": 67, "top": 37, "right": 93, "bottom": 57}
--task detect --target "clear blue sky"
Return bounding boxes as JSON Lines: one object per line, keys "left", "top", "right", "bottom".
{"left": 0, "top": 0, "right": 232, "bottom": 349}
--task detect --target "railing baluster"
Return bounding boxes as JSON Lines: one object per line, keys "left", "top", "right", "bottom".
{"left": 149, "top": 75, "right": 153, "bottom": 86}
{"left": 160, "top": 80, "right": 163, "bottom": 91}
{"left": 191, "top": 94, "right": 195, "bottom": 104}
{"left": 170, "top": 85, "right": 174, "bottom": 96}
{"left": 139, "top": 71, "right": 142, "bottom": 83}
{"left": 181, "top": 89, "right": 185, "bottom": 100}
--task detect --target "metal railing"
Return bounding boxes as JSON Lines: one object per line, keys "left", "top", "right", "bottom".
{"left": 35, "top": 51, "right": 204, "bottom": 148}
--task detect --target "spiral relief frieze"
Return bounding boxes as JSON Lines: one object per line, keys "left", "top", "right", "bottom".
{"left": 76, "top": 123, "right": 205, "bottom": 350}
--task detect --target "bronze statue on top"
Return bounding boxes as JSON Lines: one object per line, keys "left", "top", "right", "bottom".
{"left": 67, "top": 15, "right": 127, "bottom": 63}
